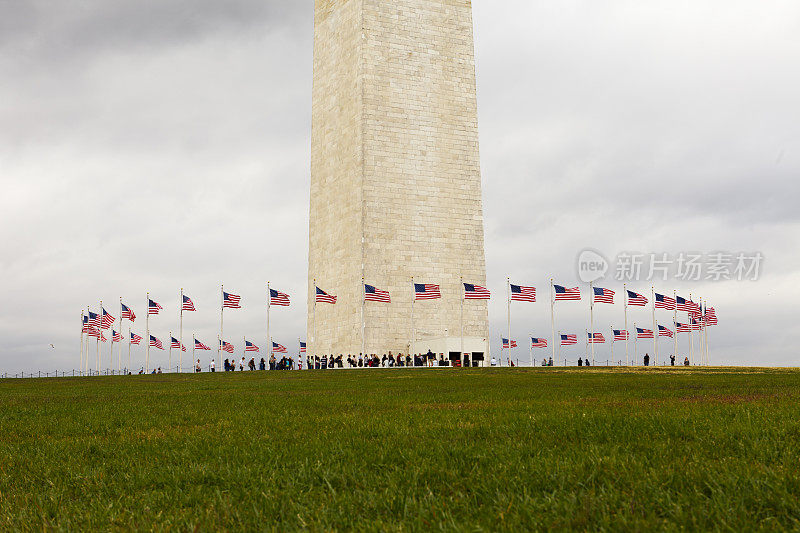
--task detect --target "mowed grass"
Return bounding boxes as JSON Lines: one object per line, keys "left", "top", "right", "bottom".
{"left": 1, "top": 368, "right": 800, "bottom": 531}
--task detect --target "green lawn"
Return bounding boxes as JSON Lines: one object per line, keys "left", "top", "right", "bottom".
{"left": 1, "top": 368, "right": 799, "bottom": 531}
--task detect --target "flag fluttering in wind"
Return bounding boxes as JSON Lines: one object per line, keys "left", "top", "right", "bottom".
{"left": 220, "top": 340, "right": 234, "bottom": 353}
{"left": 245, "top": 341, "right": 260, "bottom": 352}
{"left": 658, "top": 325, "right": 674, "bottom": 338}
{"left": 150, "top": 335, "right": 163, "bottom": 350}
{"left": 613, "top": 329, "right": 630, "bottom": 341}
{"left": 101, "top": 308, "right": 115, "bottom": 329}
{"left": 510, "top": 284, "right": 536, "bottom": 302}
{"left": 414, "top": 284, "right": 441, "bottom": 300}
{"left": 269, "top": 289, "right": 291, "bottom": 307}
{"left": 627, "top": 290, "right": 648, "bottom": 306}
{"left": 588, "top": 332, "right": 605, "bottom": 343}
{"left": 299, "top": 341, "right": 307, "bottom": 353}
{"left": 182, "top": 295, "right": 196, "bottom": 311}
{"left": 364, "top": 284, "right": 391, "bottom": 303}
{"left": 121, "top": 303, "right": 136, "bottom": 322}
{"left": 170, "top": 337, "right": 187, "bottom": 352}
{"left": 272, "top": 342, "right": 287, "bottom": 354}
{"left": 705, "top": 306, "right": 718, "bottom": 326}
{"left": 315, "top": 287, "right": 337, "bottom": 304}
{"left": 654, "top": 293, "right": 676, "bottom": 310}
{"left": 560, "top": 334, "right": 577, "bottom": 346}
{"left": 636, "top": 327, "right": 654, "bottom": 339}
{"left": 531, "top": 337, "right": 548, "bottom": 348}
{"left": 88, "top": 311, "right": 101, "bottom": 328}
{"left": 82, "top": 315, "right": 90, "bottom": 333}
{"left": 112, "top": 330, "right": 122, "bottom": 343}
{"left": 194, "top": 339, "right": 211, "bottom": 351}
{"left": 675, "top": 322, "right": 690, "bottom": 333}
{"left": 592, "top": 287, "right": 615, "bottom": 304}
{"left": 130, "top": 332, "right": 143, "bottom": 345}
{"left": 148, "top": 299, "right": 163, "bottom": 315}
{"left": 501, "top": 338, "right": 517, "bottom": 349}
{"left": 463, "top": 283, "right": 490, "bottom": 299}
{"left": 676, "top": 296, "right": 693, "bottom": 312}
{"left": 223, "top": 292, "right": 241, "bottom": 309}
{"left": 554, "top": 285, "right": 581, "bottom": 301}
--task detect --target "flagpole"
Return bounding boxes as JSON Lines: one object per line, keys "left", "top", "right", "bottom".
{"left": 529, "top": 333, "right": 533, "bottom": 367}
{"left": 145, "top": 293, "right": 150, "bottom": 374}
{"left": 610, "top": 326, "right": 614, "bottom": 364}
{"left": 192, "top": 334, "right": 196, "bottom": 368}
{"left": 169, "top": 330, "right": 173, "bottom": 372}
{"left": 98, "top": 299, "right": 103, "bottom": 373}
{"left": 634, "top": 321, "right": 637, "bottom": 365}
{"left": 673, "top": 290, "right": 678, "bottom": 364}
{"left": 623, "top": 283, "right": 629, "bottom": 366}
{"left": 361, "top": 277, "right": 366, "bottom": 359}
{"left": 219, "top": 284, "right": 224, "bottom": 362}
{"left": 557, "top": 329, "right": 561, "bottom": 365}
{"left": 688, "top": 291, "right": 694, "bottom": 365}
{"left": 550, "top": 279, "right": 555, "bottom": 363}
{"left": 312, "top": 279, "right": 317, "bottom": 358}
{"left": 411, "top": 276, "right": 415, "bottom": 356}
{"left": 127, "top": 326, "right": 131, "bottom": 373}
{"left": 179, "top": 288, "right": 184, "bottom": 373}
{"left": 267, "top": 281, "right": 272, "bottom": 365}
{"left": 589, "top": 281, "right": 594, "bottom": 366}
{"left": 706, "top": 311, "right": 710, "bottom": 366}
{"left": 118, "top": 297, "right": 123, "bottom": 373}
{"left": 697, "top": 297, "right": 703, "bottom": 365}
{"left": 506, "top": 277, "right": 511, "bottom": 368}
{"left": 460, "top": 276, "right": 464, "bottom": 363}
{"left": 651, "top": 286, "right": 657, "bottom": 366}
{"left": 79, "top": 310, "right": 84, "bottom": 374}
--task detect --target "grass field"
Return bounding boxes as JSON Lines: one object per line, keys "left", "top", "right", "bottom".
{"left": 1, "top": 367, "right": 799, "bottom": 531}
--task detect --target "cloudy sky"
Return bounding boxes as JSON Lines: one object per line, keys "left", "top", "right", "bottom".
{"left": 1, "top": 0, "right": 798, "bottom": 373}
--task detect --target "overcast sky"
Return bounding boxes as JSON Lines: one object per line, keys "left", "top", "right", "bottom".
{"left": 1, "top": 0, "right": 798, "bottom": 373}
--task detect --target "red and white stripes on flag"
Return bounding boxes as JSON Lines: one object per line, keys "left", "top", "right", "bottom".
{"left": 414, "top": 284, "right": 442, "bottom": 300}
{"left": 560, "top": 334, "right": 578, "bottom": 346}
{"left": 220, "top": 340, "right": 234, "bottom": 353}
{"left": 121, "top": 303, "right": 136, "bottom": 322}
{"left": 101, "top": 308, "right": 115, "bottom": 329}
{"left": 269, "top": 289, "right": 291, "bottom": 307}
{"left": 658, "top": 325, "right": 674, "bottom": 338}
{"left": 182, "top": 295, "right": 196, "bottom": 311}
{"left": 626, "top": 290, "right": 648, "bottom": 306}
{"left": 464, "top": 283, "right": 491, "bottom": 299}
{"left": 636, "top": 327, "right": 654, "bottom": 339}
{"left": 364, "top": 284, "right": 391, "bottom": 303}
{"left": 130, "top": 332, "right": 143, "bottom": 345}
{"left": 510, "top": 284, "right": 536, "bottom": 302}
{"left": 315, "top": 287, "right": 337, "bottom": 304}
{"left": 654, "top": 293, "right": 676, "bottom": 310}
{"left": 194, "top": 339, "right": 211, "bottom": 351}
{"left": 588, "top": 332, "right": 605, "bottom": 343}
{"left": 149, "top": 335, "right": 163, "bottom": 350}
{"left": 613, "top": 329, "right": 630, "bottom": 341}
{"left": 223, "top": 292, "right": 241, "bottom": 309}
{"left": 554, "top": 285, "right": 581, "bottom": 301}
{"left": 592, "top": 287, "right": 615, "bottom": 304}
{"left": 531, "top": 337, "right": 548, "bottom": 348}
{"left": 148, "top": 299, "right": 163, "bottom": 315}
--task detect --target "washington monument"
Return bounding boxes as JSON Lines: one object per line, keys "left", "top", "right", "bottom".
{"left": 308, "top": 0, "right": 488, "bottom": 361}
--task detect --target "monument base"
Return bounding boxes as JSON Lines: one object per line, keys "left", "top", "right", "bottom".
{"left": 410, "top": 336, "right": 489, "bottom": 368}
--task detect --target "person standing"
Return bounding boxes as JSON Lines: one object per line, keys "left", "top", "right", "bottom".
{"left": 644, "top": 353, "right": 650, "bottom": 367}
{"left": 210, "top": 359, "right": 215, "bottom": 372}
{"left": 670, "top": 354, "right": 676, "bottom": 366}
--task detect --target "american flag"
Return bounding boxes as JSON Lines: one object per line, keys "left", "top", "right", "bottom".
{"left": 223, "top": 292, "right": 241, "bottom": 309}
{"left": 130, "top": 332, "right": 143, "bottom": 345}
{"left": 101, "top": 308, "right": 115, "bottom": 329}
{"left": 658, "top": 325, "right": 674, "bottom": 338}
{"left": 592, "top": 287, "right": 615, "bottom": 304}
{"left": 502, "top": 338, "right": 518, "bottom": 349}
{"left": 148, "top": 299, "right": 163, "bottom": 315}
{"left": 654, "top": 293, "right": 676, "bottom": 310}
{"left": 82, "top": 315, "right": 90, "bottom": 333}
{"left": 272, "top": 342, "right": 287, "bottom": 354}
{"left": 626, "top": 290, "right": 648, "bottom": 306}
{"left": 560, "top": 334, "right": 578, "bottom": 346}
{"left": 414, "top": 283, "right": 441, "bottom": 300}
{"left": 220, "top": 340, "right": 234, "bottom": 353}
{"left": 245, "top": 340, "right": 260, "bottom": 352}
{"left": 170, "top": 337, "right": 186, "bottom": 351}
{"left": 112, "top": 330, "right": 122, "bottom": 343}
{"left": 194, "top": 338, "right": 211, "bottom": 351}
{"left": 149, "top": 335, "right": 163, "bottom": 350}
{"left": 100, "top": 331, "right": 107, "bottom": 342}
{"left": 531, "top": 337, "right": 548, "bottom": 348}
{"left": 675, "top": 322, "right": 690, "bottom": 333}
{"left": 315, "top": 287, "right": 337, "bottom": 304}
{"left": 688, "top": 300, "right": 701, "bottom": 314}
{"left": 588, "top": 332, "right": 605, "bottom": 343}
{"left": 676, "top": 296, "right": 692, "bottom": 312}
{"left": 689, "top": 318, "right": 703, "bottom": 331}
{"left": 87, "top": 326, "right": 101, "bottom": 339}
{"left": 88, "top": 311, "right": 101, "bottom": 328}
{"left": 270, "top": 288, "right": 291, "bottom": 307}
{"left": 182, "top": 295, "right": 196, "bottom": 312}
{"left": 510, "top": 284, "right": 536, "bottom": 302}
{"left": 636, "top": 327, "right": 654, "bottom": 339}
{"left": 613, "top": 329, "right": 630, "bottom": 341}
{"left": 463, "top": 283, "right": 491, "bottom": 300}
{"left": 121, "top": 303, "right": 136, "bottom": 322}
{"left": 364, "top": 284, "right": 391, "bottom": 303}
{"left": 554, "top": 285, "right": 581, "bottom": 301}
{"left": 705, "top": 306, "right": 718, "bottom": 326}
{"left": 300, "top": 341, "right": 307, "bottom": 353}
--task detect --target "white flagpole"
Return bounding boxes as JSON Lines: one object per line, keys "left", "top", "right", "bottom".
{"left": 688, "top": 291, "right": 694, "bottom": 365}
{"left": 706, "top": 313, "right": 710, "bottom": 366}
{"left": 550, "top": 279, "right": 555, "bottom": 363}
{"left": 610, "top": 326, "right": 614, "bottom": 364}
{"left": 506, "top": 277, "right": 511, "bottom": 368}
{"left": 179, "top": 288, "right": 184, "bottom": 373}
{"left": 589, "top": 281, "right": 594, "bottom": 366}
{"left": 651, "top": 286, "right": 657, "bottom": 366}
{"left": 79, "top": 310, "right": 84, "bottom": 374}
{"left": 98, "top": 299, "right": 104, "bottom": 373}
{"left": 86, "top": 305, "right": 90, "bottom": 374}
{"left": 634, "top": 321, "right": 637, "bottom": 365}
{"left": 529, "top": 333, "right": 533, "bottom": 367}
{"left": 192, "top": 334, "right": 196, "bottom": 369}
{"left": 623, "top": 283, "right": 629, "bottom": 366}
{"left": 411, "top": 276, "right": 415, "bottom": 355}
{"left": 267, "top": 281, "right": 272, "bottom": 365}
{"left": 673, "top": 290, "right": 678, "bottom": 364}
{"left": 118, "top": 297, "right": 123, "bottom": 373}
{"left": 312, "top": 279, "right": 317, "bottom": 357}
{"left": 169, "top": 330, "right": 173, "bottom": 372}
{"left": 557, "top": 329, "right": 561, "bottom": 365}
{"left": 219, "top": 284, "right": 224, "bottom": 362}
{"left": 361, "top": 277, "right": 366, "bottom": 358}
{"left": 127, "top": 326, "right": 131, "bottom": 373}
{"left": 145, "top": 293, "right": 150, "bottom": 374}
{"left": 697, "top": 296, "right": 703, "bottom": 365}
{"left": 460, "top": 275, "right": 464, "bottom": 362}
